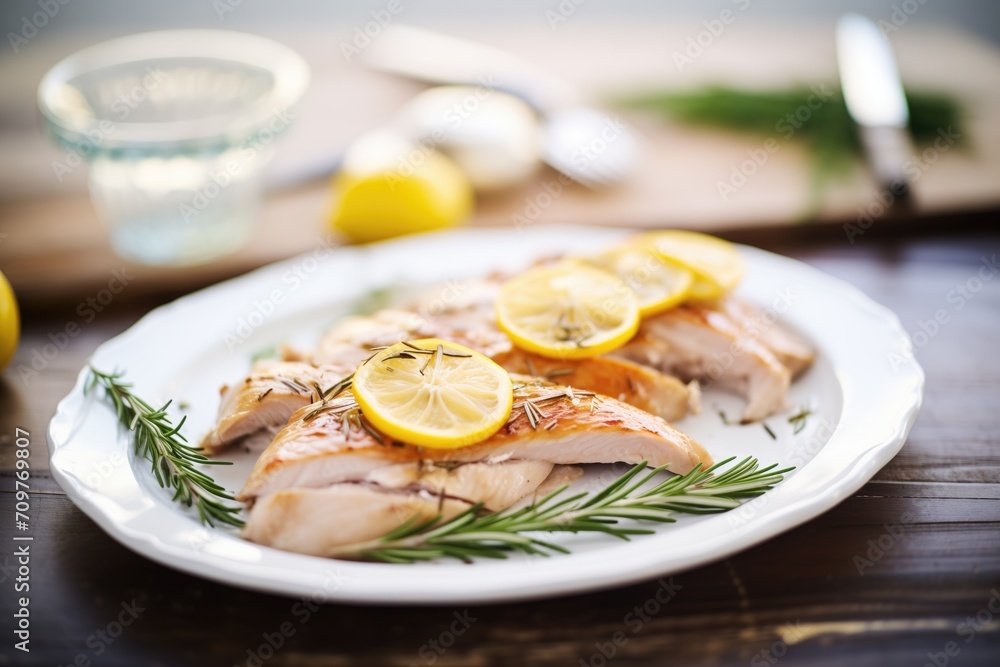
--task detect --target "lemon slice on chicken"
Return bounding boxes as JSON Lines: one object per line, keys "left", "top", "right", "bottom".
{"left": 351, "top": 338, "right": 513, "bottom": 449}
{"left": 496, "top": 263, "right": 640, "bottom": 359}
{"left": 638, "top": 230, "right": 745, "bottom": 300}
{"left": 583, "top": 245, "right": 693, "bottom": 316}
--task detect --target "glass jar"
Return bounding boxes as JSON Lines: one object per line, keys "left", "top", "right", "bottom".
{"left": 38, "top": 30, "right": 310, "bottom": 265}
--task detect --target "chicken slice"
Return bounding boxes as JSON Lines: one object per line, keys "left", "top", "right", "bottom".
{"left": 494, "top": 349, "right": 690, "bottom": 422}
{"left": 243, "top": 461, "right": 583, "bottom": 556}
{"left": 312, "top": 308, "right": 513, "bottom": 368}
{"left": 365, "top": 459, "right": 555, "bottom": 511}
{"left": 715, "top": 295, "right": 815, "bottom": 378}
{"left": 511, "top": 464, "right": 584, "bottom": 509}
{"left": 244, "top": 460, "right": 587, "bottom": 555}
{"left": 615, "top": 303, "right": 791, "bottom": 422}
{"left": 243, "top": 484, "right": 473, "bottom": 557}
{"left": 238, "top": 376, "right": 712, "bottom": 503}
{"left": 201, "top": 360, "right": 353, "bottom": 453}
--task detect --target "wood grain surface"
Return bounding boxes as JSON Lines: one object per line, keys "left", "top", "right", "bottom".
{"left": 1, "top": 229, "right": 998, "bottom": 666}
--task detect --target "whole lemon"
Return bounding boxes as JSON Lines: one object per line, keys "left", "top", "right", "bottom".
{"left": 329, "top": 131, "right": 473, "bottom": 244}
{"left": 0, "top": 269, "right": 20, "bottom": 372}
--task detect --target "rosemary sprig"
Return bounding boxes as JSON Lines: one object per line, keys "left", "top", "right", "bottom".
{"left": 86, "top": 366, "right": 244, "bottom": 527}
{"left": 329, "top": 456, "right": 792, "bottom": 563}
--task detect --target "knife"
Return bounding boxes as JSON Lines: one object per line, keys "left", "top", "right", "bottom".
{"left": 836, "top": 13, "right": 914, "bottom": 199}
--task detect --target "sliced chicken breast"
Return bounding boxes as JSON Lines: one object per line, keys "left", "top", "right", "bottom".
{"left": 244, "top": 460, "right": 585, "bottom": 554}
{"left": 510, "top": 464, "right": 584, "bottom": 510}
{"left": 238, "top": 376, "right": 712, "bottom": 503}
{"left": 243, "top": 484, "right": 473, "bottom": 557}
{"left": 615, "top": 303, "right": 791, "bottom": 422}
{"left": 201, "top": 360, "right": 353, "bottom": 453}
{"left": 365, "top": 459, "right": 555, "bottom": 511}
{"left": 440, "top": 376, "right": 710, "bottom": 469}
{"left": 312, "top": 308, "right": 512, "bottom": 368}
{"left": 494, "top": 349, "right": 691, "bottom": 422}
{"left": 716, "top": 295, "right": 815, "bottom": 377}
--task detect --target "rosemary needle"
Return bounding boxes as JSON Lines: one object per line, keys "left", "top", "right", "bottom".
{"left": 86, "top": 366, "right": 244, "bottom": 528}
{"left": 788, "top": 408, "right": 813, "bottom": 435}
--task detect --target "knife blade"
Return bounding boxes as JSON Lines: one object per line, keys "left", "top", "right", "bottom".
{"left": 836, "top": 13, "right": 914, "bottom": 199}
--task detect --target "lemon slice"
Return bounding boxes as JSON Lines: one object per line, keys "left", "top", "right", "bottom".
{"left": 583, "top": 246, "right": 693, "bottom": 316}
{"left": 638, "top": 231, "right": 745, "bottom": 300}
{"left": 352, "top": 338, "right": 513, "bottom": 449}
{"left": 496, "top": 263, "right": 640, "bottom": 359}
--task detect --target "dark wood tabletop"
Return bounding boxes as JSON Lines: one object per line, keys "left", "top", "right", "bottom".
{"left": 1, "top": 226, "right": 999, "bottom": 667}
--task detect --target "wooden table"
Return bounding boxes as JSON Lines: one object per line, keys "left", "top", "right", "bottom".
{"left": 1, "top": 225, "right": 998, "bottom": 666}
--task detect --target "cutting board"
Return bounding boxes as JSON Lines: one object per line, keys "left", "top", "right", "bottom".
{"left": 2, "top": 23, "right": 999, "bottom": 305}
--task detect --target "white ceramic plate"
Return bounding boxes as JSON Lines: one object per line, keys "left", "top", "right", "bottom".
{"left": 48, "top": 227, "right": 923, "bottom": 604}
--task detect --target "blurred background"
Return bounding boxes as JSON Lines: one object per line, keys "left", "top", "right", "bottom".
{"left": 0, "top": 0, "right": 998, "bottom": 310}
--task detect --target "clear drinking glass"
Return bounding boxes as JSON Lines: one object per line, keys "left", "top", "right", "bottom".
{"left": 37, "top": 30, "right": 309, "bottom": 265}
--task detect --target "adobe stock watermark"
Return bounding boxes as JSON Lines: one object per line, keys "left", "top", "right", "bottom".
{"left": 213, "top": 0, "right": 245, "bottom": 21}
{"left": 511, "top": 173, "right": 572, "bottom": 232}
{"left": 225, "top": 238, "right": 335, "bottom": 352}
{"left": 186, "top": 526, "right": 217, "bottom": 554}
{"left": 749, "top": 620, "right": 807, "bottom": 667}
{"left": 234, "top": 568, "right": 350, "bottom": 667}
{"left": 398, "top": 279, "right": 469, "bottom": 333}
{"left": 50, "top": 65, "right": 168, "bottom": 182}
{"left": 545, "top": 0, "right": 589, "bottom": 31}
{"left": 672, "top": 0, "right": 752, "bottom": 72}
{"left": 844, "top": 126, "right": 960, "bottom": 244}
{"left": 179, "top": 107, "right": 295, "bottom": 224}
{"left": 573, "top": 115, "right": 629, "bottom": 175}
{"left": 511, "top": 115, "right": 629, "bottom": 232}
{"left": 920, "top": 588, "right": 1000, "bottom": 667}
{"left": 44, "top": 599, "right": 145, "bottom": 663}
{"left": 7, "top": 0, "right": 73, "bottom": 53}
{"left": 16, "top": 267, "right": 135, "bottom": 385}
{"left": 716, "top": 85, "right": 834, "bottom": 202}
{"left": 876, "top": 0, "right": 931, "bottom": 36}
{"left": 853, "top": 512, "right": 916, "bottom": 576}
{"left": 83, "top": 451, "right": 128, "bottom": 490}
{"left": 578, "top": 578, "right": 682, "bottom": 666}
{"left": 384, "top": 75, "right": 500, "bottom": 192}
{"left": 887, "top": 254, "right": 997, "bottom": 370}
{"left": 339, "top": 0, "right": 409, "bottom": 62}
{"left": 410, "top": 610, "right": 477, "bottom": 666}
{"left": 726, "top": 415, "right": 835, "bottom": 533}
